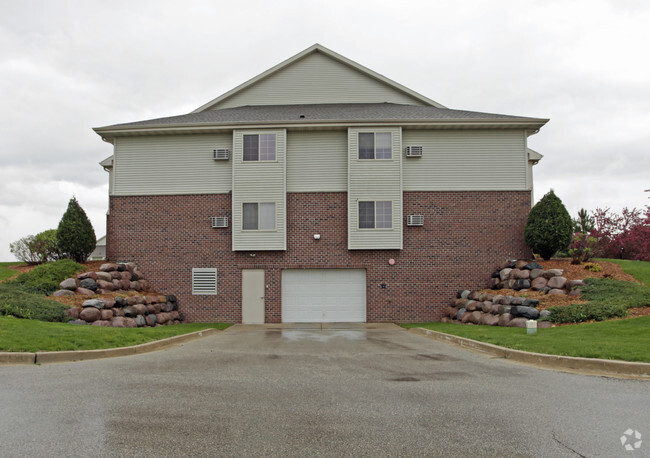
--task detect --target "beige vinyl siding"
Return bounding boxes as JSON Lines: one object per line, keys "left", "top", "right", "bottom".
{"left": 232, "top": 129, "right": 287, "bottom": 251}
{"left": 348, "top": 127, "right": 403, "bottom": 250}
{"left": 286, "top": 131, "right": 347, "bottom": 192}
{"left": 402, "top": 130, "right": 527, "bottom": 191}
{"left": 211, "top": 53, "right": 426, "bottom": 109}
{"left": 112, "top": 134, "right": 232, "bottom": 196}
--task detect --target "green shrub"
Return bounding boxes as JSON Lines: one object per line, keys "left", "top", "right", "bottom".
{"left": 32, "top": 229, "right": 63, "bottom": 263}
{"left": 580, "top": 277, "right": 650, "bottom": 307}
{"left": 57, "top": 197, "right": 96, "bottom": 263}
{"left": 548, "top": 302, "right": 627, "bottom": 323}
{"left": 548, "top": 277, "right": 650, "bottom": 323}
{"left": 584, "top": 262, "right": 602, "bottom": 272}
{"left": 0, "top": 284, "right": 68, "bottom": 322}
{"left": 11, "top": 259, "right": 84, "bottom": 295}
{"left": 524, "top": 190, "right": 573, "bottom": 260}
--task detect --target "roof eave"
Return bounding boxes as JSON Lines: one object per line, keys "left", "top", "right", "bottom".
{"left": 94, "top": 117, "right": 549, "bottom": 139}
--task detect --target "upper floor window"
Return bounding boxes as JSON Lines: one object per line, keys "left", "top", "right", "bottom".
{"left": 243, "top": 202, "right": 276, "bottom": 230}
{"left": 359, "top": 201, "right": 392, "bottom": 229}
{"left": 243, "top": 134, "right": 276, "bottom": 161}
{"left": 358, "top": 132, "right": 392, "bottom": 160}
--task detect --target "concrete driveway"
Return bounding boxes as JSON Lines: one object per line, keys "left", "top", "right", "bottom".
{"left": 1, "top": 324, "right": 648, "bottom": 457}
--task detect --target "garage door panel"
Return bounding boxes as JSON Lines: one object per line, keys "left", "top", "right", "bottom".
{"left": 282, "top": 269, "right": 366, "bottom": 323}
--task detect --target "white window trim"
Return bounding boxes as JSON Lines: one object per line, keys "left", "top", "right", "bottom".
{"left": 243, "top": 133, "right": 277, "bottom": 162}
{"left": 358, "top": 201, "right": 393, "bottom": 230}
{"left": 358, "top": 132, "right": 392, "bottom": 160}
{"left": 242, "top": 202, "right": 277, "bottom": 231}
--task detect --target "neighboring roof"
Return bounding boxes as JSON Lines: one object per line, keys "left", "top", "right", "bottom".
{"left": 96, "top": 235, "right": 107, "bottom": 246}
{"left": 527, "top": 148, "right": 544, "bottom": 164}
{"left": 99, "top": 155, "right": 113, "bottom": 168}
{"left": 94, "top": 103, "right": 548, "bottom": 139}
{"left": 192, "top": 44, "right": 445, "bottom": 112}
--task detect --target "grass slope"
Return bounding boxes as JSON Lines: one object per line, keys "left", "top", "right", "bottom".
{"left": 599, "top": 258, "right": 650, "bottom": 286}
{"left": 0, "top": 262, "right": 23, "bottom": 282}
{"left": 0, "top": 316, "right": 231, "bottom": 352}
{"left": 402, "top": 316, "right": 650, "bottom": 363}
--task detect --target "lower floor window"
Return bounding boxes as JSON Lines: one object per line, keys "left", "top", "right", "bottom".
{"left": 359, "top": 201, "right": 392, "bottom": 229}
{"left": 243, "top": 202, "right": 276, "bottom": 230}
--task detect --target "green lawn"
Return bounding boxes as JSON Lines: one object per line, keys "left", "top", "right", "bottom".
{"left": 0, "top": 316, "right": 231, "bottom": 352}
{"left": 402, "top": 316, "right": 650, "bottom": 363}
{"left": 599, "top": 258, "right": 650, "bottom": 286}
{"left": 0, "top": 262, "right": 23, "bottom": 282}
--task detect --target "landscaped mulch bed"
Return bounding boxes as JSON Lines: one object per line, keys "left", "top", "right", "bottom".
{"left": 483, "top": 258, "right": 650, "bottom": 322}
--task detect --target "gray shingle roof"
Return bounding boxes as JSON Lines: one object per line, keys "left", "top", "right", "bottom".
{"left": 96, "top": 103, "right": 546, "bottom": 131}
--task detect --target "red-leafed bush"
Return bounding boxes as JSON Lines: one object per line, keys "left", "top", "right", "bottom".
{"left": 590, "top": 206, "right": 650, "bottom": 261}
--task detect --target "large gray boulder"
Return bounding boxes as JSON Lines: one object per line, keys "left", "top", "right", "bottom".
{"left": 82, "top": 299, "right": 105, "bottom": 309}
{"left": 513, "top": 279, "right": 530, "bottom": 290}
{"left": 507, "top": 317, "right": 528, "bottom": 328}
{"left": 498, "top": 313, "right": 513, "bottom": 326}
{"left": 100, "top": 263, "right": 118, "bottom": 272}
{"left": 522, "top": 299, "right": 539, "bottom": 308}
{"left": 95, "top": 271, "right": 112, "bottom": 282}
{"left": 531, "top": 277, "right": 548, "bottom": 290}
{"left": 544, "top": 269, "right": 564, "bottom": 278}
{"left": 547, "top": 276, "right": 568, "bottom": 289}
{"left": 523, "top": 262, "right": 544, "bottom": 271}
{"left": 510, "top": 306, "right": 540, "bottom": 320}
{"left": 53, "top": 289, "right": 75, "bottom": 297}
{"left": 529, "top": 268, "right": 545, "bottom": 279}
{"left": 79, "top": 307, "right": 101, "bottom": 322}
{"left": 79, "top": 278, "right": 98, "bottom": 291}
{"left": 59, "top": 278, "right": 78, "bottom": 291}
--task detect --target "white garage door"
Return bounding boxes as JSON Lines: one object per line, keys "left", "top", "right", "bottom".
{"left": 281, "top": 269, "right": 366, "bottom": 323}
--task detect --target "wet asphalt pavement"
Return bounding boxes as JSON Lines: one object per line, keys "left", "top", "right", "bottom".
{"left": 1, "top": 323, "right": 648, "bottom": 457}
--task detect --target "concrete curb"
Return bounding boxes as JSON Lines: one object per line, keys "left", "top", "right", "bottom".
{"left": 0, "top": 328, "right": 220, "bottom": 366}
{"left": 409, "top": 327, "right": 650, "bottom": 380}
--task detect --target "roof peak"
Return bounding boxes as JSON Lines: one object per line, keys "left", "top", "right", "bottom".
{"left": 191, "top": 44, "right": 446, "bottom": 113}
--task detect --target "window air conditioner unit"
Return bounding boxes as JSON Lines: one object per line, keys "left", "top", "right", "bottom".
{"left": 407, "top": 215, "right": 424, "bottom": 226}
{"left": 405, "top": 146, "right": 423, "bottom": 157}
{"left": 210, "top": 217, "right": 229, "bottom": 228}
{"left": 213, "top": 149, "right": 230, "bottom": 160}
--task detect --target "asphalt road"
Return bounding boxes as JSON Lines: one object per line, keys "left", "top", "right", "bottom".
{"left": 0, "top": 324, "right": 648, "bottom": 457}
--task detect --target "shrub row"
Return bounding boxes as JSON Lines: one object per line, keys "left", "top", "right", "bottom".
{"left": 0, "top": 283, "right": 68, "bottom": 322}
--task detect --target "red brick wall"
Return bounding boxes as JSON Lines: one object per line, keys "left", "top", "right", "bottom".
{"left": 107, "top": 191, "right": 531, "bottom": 323}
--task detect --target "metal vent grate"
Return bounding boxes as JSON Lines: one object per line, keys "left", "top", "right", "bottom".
{"left": 407, "top": 215, "right": 424, "bottom": 226}
{"left": 192, "top": 268, "right": 217, "bottom": 295}
{"left": 405, "top": 146, "right": 423, "bottom": 157}
{"left": 213, "top": 149, "right": 230, "bottom": 160}
{"left": 210, "top": 216, "right": 228, "bottom": 228}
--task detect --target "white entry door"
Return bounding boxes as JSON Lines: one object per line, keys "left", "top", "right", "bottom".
{"left": 242, "top": 269, "right": 265, "bottom": 324}
{"left": 281, "top": 269, "right": 366, "bottom": 323}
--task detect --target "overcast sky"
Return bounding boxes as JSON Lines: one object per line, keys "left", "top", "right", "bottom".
{"left": 1, "top": 0, "right": 649, "bottom": 261}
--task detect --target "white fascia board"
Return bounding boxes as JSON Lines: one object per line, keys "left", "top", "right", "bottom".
{"left": 94, "top": 117, "right": 549, "bottom": 140}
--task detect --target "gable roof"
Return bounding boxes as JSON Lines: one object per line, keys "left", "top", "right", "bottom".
{"left": 94, "top": 103, "right": 548, "bottom": 140}
{"left": 192, "top": 44, "right": 446, "bottom": 112}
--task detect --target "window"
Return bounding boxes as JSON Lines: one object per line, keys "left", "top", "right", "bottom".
{"left": 359, "top": 201, "right": 392, "bottom": 229}
{"left": 358, "top": 132, "right": 392, "bottom": 160}
{"left": 243, "top": 134, "right": 276, "bottom": 161}
{"left": 192, "top": 268, "right": 217, "bottom": 295}
{"left": 243, "top": 203, "right": 275, "bottom": 230}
